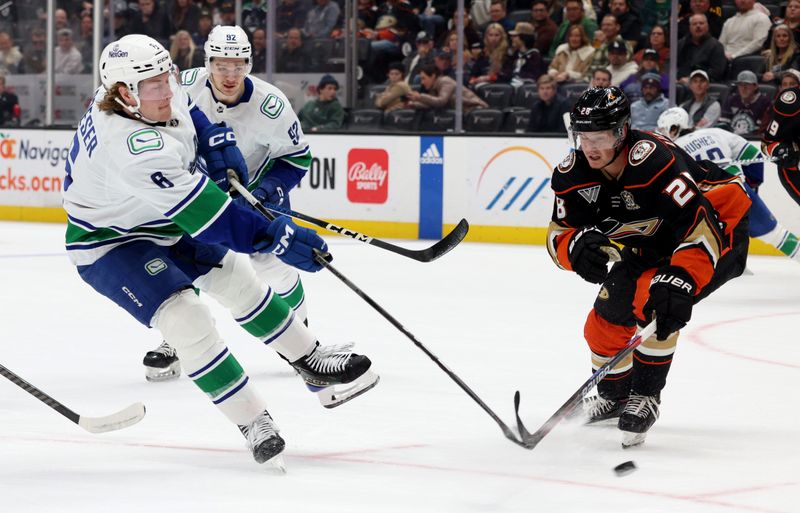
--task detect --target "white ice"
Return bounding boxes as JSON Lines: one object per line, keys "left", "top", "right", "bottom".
{"left": 0, "top": 221, "right": 798, "bottom": 513}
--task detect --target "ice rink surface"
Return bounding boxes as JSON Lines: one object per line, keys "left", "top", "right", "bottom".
{"left": 0, "top": 221, "right": 798, "bottom": 513}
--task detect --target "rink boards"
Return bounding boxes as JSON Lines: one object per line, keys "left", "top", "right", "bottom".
{"left": 0, "top": 129, "right": 795, "bottom": 256}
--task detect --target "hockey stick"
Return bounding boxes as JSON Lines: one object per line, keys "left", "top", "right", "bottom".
{"left": 230, "top": 177, "right": 531, "bottom": 449}
{"left": 512, "top": 319, "right": 657, "bottom": 449}
{"left": 236, "top": 188, "right": 469, "bottom": 262}
{"left": 0, "top": 363, "right": 146, "bottom": 433}
{"left": 713, "top": 155, "right": 778, "bottom": 167}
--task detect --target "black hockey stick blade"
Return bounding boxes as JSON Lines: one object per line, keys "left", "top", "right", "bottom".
{"left": 371, "top": 218, "right": 470, "bottom": 262}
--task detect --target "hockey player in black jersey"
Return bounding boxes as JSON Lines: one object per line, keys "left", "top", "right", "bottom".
{"left": 547, "top": 87, "right": 751, "bottom": 447}
{"left": 761, "top": 86, "right": 800, "bottom": 208}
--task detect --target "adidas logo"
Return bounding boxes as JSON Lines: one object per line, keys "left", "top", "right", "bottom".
{"left": 420, "top": 143, "right": 444, "bottom": 164}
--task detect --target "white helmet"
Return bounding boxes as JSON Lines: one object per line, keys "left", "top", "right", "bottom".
{"left": 656, "top": 107, "right": 691, "bottom": 141}
{"left": 99, "top": 35, "right": 173, "bottom": 119}
{"left": 205, "top": 25, "right": 252, "bottom": 75}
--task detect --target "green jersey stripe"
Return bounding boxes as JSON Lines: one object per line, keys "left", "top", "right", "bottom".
{"left": 170, "top": 180, "right": 231, "bottom": 236}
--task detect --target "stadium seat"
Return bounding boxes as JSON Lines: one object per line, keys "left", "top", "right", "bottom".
{"left": 464, "top": 109, "right": 504, "bottom": 132}
{"left": 349, "top": 109, "right": 383, "bottom": 130}
{"left": 362, "top": 84, "right": 386, "bottom": 107}
{"left": 309, "top": 38, "right": 334, "bottom": 70}
{"left": 727, "top": 54, "right": 766, "bottom": 81}
{"left": 561, "top": 82, "right": 589, "bottom": 102}
{"left": 419, "top": 109, "right": 456, "bottom": 131}
{"left": 759, "top": 83, "right": 777, "bottom": 100}
{"left": 676, "top": 82, "right": 690, "bottom": 105}
{"left": 383, "top": 109, "right": 420, "bottom": 131}
{"left": 707, "top": 82, "right": 732, "bottom": 104}
{"left": 508, "top": 9, "right": 531, "bottom": 25}
{"left": 721, "top": 4, "right": 736, "bottom": 20}
{"left": 513, "top": 83, "right": 539, "bottom": 109}
{"left": 477, "top": 83, "right": 514, "bottom": 109}
{"left": 502, "top": 109, "right": 531, "bottom": 133}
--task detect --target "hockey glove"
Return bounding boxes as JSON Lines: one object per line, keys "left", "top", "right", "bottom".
{"left": 643, "top": 266, "right": 696, "bottom": 340}
{"left": 256, "top": 216, "right": 329, "bottom": 272}
{"left": 567, "top": 226, "right": 613, "bottom": 284}
{"left": 253, "top": 176, "right": 290, "bottom": 209}
{"left": 197, "top": 122, "right": 249, "bottom": 192}
{"left": 764, "top": 141, "right": 800, "bottom": 168}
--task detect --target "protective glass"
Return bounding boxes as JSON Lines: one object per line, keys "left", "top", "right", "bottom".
{"left": 210, "top": 61, "right": 249, "bottom": 77}
{"left": 138, "top": 71, "right": 178, "bottom": 101}
{"left": 575, "top": 129, "right": 618, "bottom": 152}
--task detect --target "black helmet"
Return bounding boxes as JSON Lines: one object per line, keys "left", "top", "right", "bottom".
{"left": 570, "top": 86, "right": 630, "bottom": 133}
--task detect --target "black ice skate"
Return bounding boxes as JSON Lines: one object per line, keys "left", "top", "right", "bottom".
{"left": 618, "top": 393, "right": 661, "bottom": 448}
{"left": 582, "top": 395, "right": 627, "bottom": 424}
{"left": 290, "top": 342, "right": 379, "bottom": 408}
{"left": 143, "top": 341, "right": 181, "bottom": 382}
{"left": 239, "top": 410, "right": 286, "bottom": 469}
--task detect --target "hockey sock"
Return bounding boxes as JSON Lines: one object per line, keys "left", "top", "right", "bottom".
{"left": 631, "top": 332, "right": 678, "bottom": 396}
{"left": 758, "top": 224, "right": 800, "bottom": 260}
{"left": 592, "top": 351, "right": 632, "bottom": 400}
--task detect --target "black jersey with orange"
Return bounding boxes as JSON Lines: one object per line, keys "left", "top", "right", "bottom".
{"left": 546, "top": 130, "right": 750, "bottom": 294}
{"left": 762, "top": 86, "right": 800, "bottom": 169}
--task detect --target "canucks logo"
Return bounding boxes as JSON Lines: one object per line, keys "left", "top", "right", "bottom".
{"left": 261, "top": 94, "right": 285, "bottom": 119}
{"left": 128, "top": 128, "right": 164, "bottom": 155}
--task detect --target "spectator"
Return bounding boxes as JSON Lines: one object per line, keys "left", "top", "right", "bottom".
{"left": 242, "top": 0, "right": 267, "bottom": 35}
{"left": 20, "top": 28, "right": 47, "bottom": 74}
{"left": 591, "top": 67, "right": 612, "bottom": 87}
{"left": 487, "top": 0, "right": 514, "bottom": 33}
{"left": 54, "top": 8, "right": 71, "bottom": 32}
{"left": 277, "top": 0, "right": 308, "bottom": 34}
{"left": 633, "top": 25, "right": 670, "bottom": 69}
{"left": 192, "top": 9, "right": 214, "bottom": 46}
{"left": 170, "top": 30, "right": 205, "bottom": 72}
{"left": 762, "top": 25, "right": 800, "bottom": 85}
{"left": 433, "top": 50, "right": 455, "bottom": 79}
{"left": 250, "top": 28, "right": 267, "bottom": 73}
{"left": 605, "top": 40, "right": 638, "bottom": 86}
{"left": 469, "top": 22, "right": 509, "bottom": 86}
{"left": 0, "top": 74, "right": 20, "bottom": 127}
{"left": 501, "top": 22, "right": 545, "bottom": 86}
{"left": 676, "top": 14, "right": 727, "bottom": 83}
{"left": 357, "top": 0, "right": 380, "bottom": 31}
{"left": 106, "top": 4, "right": 132, "bottom": 46}
{"left": 531, "top": 1, "right": 557, "bottom": 55}
{"left": 718, "top": 70, "right": 771, "bottom": 136}
{"left": 277, "top": 28, "right": 312, "bottom": 72}
{"left": 54, "top": 29, "right": 83, "bottom": 74}
{"left": 549, "top": 0, "right": 598, "bottom": 57}
{"left": 779, "top": 68, "right": 800, "bottom": 91}
{"left": 608, "top": 0, "right": 642, "bottom": 44}
{"left": 171, "top": 0, "right": 201, "bottom": 34}
{"left": 77, "top": 14, "right": 93, "bottom": 65}
{"left": 641, "top": 0, "right": 671, "bottom": 36}
{"left": 0, "top": 31, "right": 22, "bottom": 74}
{"left": 677, "top": 0, "right": 723, "bottom": 39}
{"left": 630, "top": 72, "right": 668, "bottom": 130}
{"left": 219, "top": 1, "right": 237, "bottom": 25}
{"left": 375, "top": 61, "right": 412, "bottom": 112}
{"left": 303, "top": 0, "right": 341, "bottom": 38}
{"left": 407, "top": 63, "right": 489, "bottom": 112}
{"left": 298, "top": 74, "right": 345, "bottom": 131}
{"left": 129, "top": 0, "right": 172, "bottom": 47}
{"left": 527, "top": 74, "right": 571, "bottom": 133}
{"left": 418, "top": 0, "right": 449, "bottom": 40}
{"left": 782, "top": 0, "right": 800, "bottom": 47}
{"left": 679, "top": 69, "right": 721, "bottom": 128}
{"left": 621, "top": 48, "right": 667, "bottom": 101}
{"left": 718, "top": 0, "right": 771, "bottom": 61}
{"left": 404, "top": 31, "right": 435, "bottom": 85}
{"left": 590, "top": 14, "right": 632, "bottom": 73}
{"left": 548, "top": 24, "right": 595, "bottom": 83}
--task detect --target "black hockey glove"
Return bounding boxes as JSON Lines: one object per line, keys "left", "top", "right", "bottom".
{"left": 764, "top": 141, "right": 800, "bottom": 168}
{"left": 567, "top": 226, "right": 612, "bottom": 284}
{"left": 643, "top": 266, "right": 696, "bottom": 340}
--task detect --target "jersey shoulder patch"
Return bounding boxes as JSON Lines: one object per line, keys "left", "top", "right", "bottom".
{"left": 260, "top": 93, "right": 285, "bottom": 119}
{"left": 556, "top": 150, "right": 576, "bottom": 173}
{"left": 628, "top": 139, "right": 657, "bottom": 166}
{"left": 127, "top": 128, "right": 164, "bottom": 155}
{"left": 180, "top": 67, "right": 202, "bottom": 86}
{"left": 780, "top": 89, "right": 797, "bottom": 105}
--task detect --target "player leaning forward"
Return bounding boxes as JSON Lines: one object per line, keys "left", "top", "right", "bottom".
{"left": 143, "top": 25, "right": 314, "bottom": 382}
{"left": 547, "top": 87, "right": 750, "bottom": 447}
{"left": 62, "top": 35, "right": 378, "bottom": 465}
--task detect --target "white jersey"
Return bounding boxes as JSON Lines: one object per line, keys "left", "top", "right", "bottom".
{"left": 62, "top": 86, "right": 234, "bottom": 266}
{"left": 675, "top": 127, "right": 761, "bottom": 178}
{"left": 181, "top": 68, "right": 311, "bottom": 189}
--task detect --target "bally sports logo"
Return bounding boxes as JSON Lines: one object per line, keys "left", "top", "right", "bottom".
{"left": 347, "top": 148, "right": 388, "bottom": 203}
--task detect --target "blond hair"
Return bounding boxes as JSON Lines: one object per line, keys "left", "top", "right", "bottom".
{"left": 483, "top": 23, "right": 509, "bottom": 75}
{"left": 96, "top": 83, "right": 127, "bottom": 113}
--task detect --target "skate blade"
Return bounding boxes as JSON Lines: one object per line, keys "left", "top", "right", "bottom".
{"left": 144, "top": 362, "right": 181, "bottom": 382}
{"left": 621, "top": 431, "right": 647, "bottom": 448}
{"left": 263, "top": 454, "right": 287, "bottom": 475}
{"left": 318, "top": 371, "right": 380, "bottom": 409}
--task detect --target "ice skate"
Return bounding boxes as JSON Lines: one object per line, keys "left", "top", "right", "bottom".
{"left": 143, "top": 341, "right": 181, "bottom": 382}
{"left": 619, "top": 393, "right": 660, "bottom": 448}
{"left": 239, "top": 410, "right": 286, "bottom": 470}
{"left": 290, "top": 342, "right": 379, "bottom": 408}
{"left": 582, "top": 394, "right": 627, "bottom": 424}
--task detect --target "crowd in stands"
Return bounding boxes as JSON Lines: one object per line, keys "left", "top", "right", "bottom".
{"left": 0, "top": 0, "right": 799, "bottom": 133}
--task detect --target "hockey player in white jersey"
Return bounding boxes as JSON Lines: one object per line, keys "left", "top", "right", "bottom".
{"left": 657, "top": 107, "right": 800, "bottom": 262}
{"left": 142, "top": 25, "right": 316, "bottom": 382}
{"left": 63, "top": 35, "right": 378, "bottom": 466}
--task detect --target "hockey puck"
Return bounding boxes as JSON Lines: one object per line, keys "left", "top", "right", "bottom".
{"left": 613, "top": 460, "right": 637, "bottom": 476}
